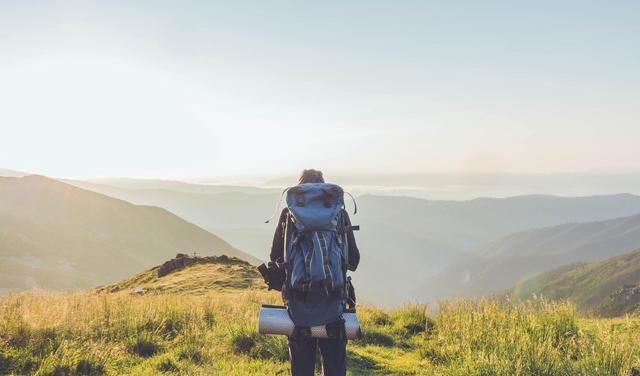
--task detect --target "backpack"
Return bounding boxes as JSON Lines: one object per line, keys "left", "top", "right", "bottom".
{"left": 284, "top": 183, "right": 349, "bottom": 296}
{"left": 277, "top": 182, "right": 360, "bottom": 327}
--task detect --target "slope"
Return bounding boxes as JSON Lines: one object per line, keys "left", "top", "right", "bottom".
{"left": 512, "top": 249, "right": 640, "bottom": 316}
{"left": 426, "top": 213, "right": 640, "bottom": 301}
{"left": 356, "top": 193, "right": 640, "bottom": 253}
{"left": 96, "top": 253, "right": 264, "bottom": 294}
{"left": 0, "top": 175, "right": 257, "bottom": 293}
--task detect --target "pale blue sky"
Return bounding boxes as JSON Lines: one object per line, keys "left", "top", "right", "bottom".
{"left": 0, "top": 1, "right": 638, "bottom": 179}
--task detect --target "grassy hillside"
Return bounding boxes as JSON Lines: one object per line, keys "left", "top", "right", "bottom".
{"left": 1, "top": 291, "right": 639, "bottom": 374}
{"left": 426, "top": 213, "right": 640, "bottom": 302}
{"left": 512, "top": 249, "right": 640, "bottom": 316}
{"left": 96, "top": 254, "right": 264, "bottom": 295}
{"left": 0, "top": 175, "right": 257, "bottom": 293}
{"left": 1, "top": 256, "right": 640, "bottom": 375}
{"left": 481, "top": 213, "right": 640, "bottom": 258}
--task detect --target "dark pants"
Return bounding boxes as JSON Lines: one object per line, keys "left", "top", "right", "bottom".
{"left": 288, "top": 336, "right": 346, "bottom": 376}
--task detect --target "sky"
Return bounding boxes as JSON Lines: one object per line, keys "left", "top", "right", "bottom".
{"left": 0, "top": 1, "right": 639, "bottom": 180}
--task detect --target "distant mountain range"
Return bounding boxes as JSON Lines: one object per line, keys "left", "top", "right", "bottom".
{"left": 64, "top": 178, "right": 640, "bottom": 305}
{"left": 426, "top": 212, "right": 640, "bottom": 301}
{"left": 512, "top": 249, "right": 640, "bottom": 317}
{"left": 84, "top": 178, "right": 280, "bottom": 195}
{"left": 357, "top": 193, "right": 640, "bottom": 253}
{"left": 0, "top": 175, "right": 256, "bottom": 293}
{"left": 5, "top": 170, "right": 640, "bottom": 307}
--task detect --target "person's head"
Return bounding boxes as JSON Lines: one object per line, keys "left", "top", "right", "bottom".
{"left": 298, "top": 169, "right": 325, "bottom": 184}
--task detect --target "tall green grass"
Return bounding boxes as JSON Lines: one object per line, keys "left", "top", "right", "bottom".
{"left": 1, "top": 292, "right": 639, "bottom": 375}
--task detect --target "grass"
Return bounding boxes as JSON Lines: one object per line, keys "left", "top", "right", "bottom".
{"left": 95, "top": 257, "right": 264, "bottom": 295}
{"left": 1, "top": 291, "right": 640, "bottom": 375}
{"left": 511, "top": 248, "right": 640, "bottom": 317}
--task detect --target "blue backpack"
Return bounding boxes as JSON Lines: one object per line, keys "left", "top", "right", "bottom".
{"left": 282, "top": 183, "right": 354, "bottom": 326}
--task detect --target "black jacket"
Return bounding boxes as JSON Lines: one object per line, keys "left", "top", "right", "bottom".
{"left": 270, "top": 208, "right": 360, "bottom": 271}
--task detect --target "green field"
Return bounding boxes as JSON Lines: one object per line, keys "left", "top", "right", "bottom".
{"left": 2, "top": 288, "right": 640, "bottom": 375}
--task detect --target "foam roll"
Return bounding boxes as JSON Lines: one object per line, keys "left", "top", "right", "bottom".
{"left": 258, "top": 305, "right": 361, "bottom": 339}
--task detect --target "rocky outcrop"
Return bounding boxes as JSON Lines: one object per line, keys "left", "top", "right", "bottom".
{"left": 157, "top": 253, "right": 248, "bottom": 277}
{"left": 594, "top": 284, "right": 640, "bottom": 317}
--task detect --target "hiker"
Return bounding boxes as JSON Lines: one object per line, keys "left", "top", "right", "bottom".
{"left": 269, "top": 169, "right": 360, "bottom": 376}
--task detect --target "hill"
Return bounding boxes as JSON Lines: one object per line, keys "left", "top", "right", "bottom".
{"left": 357, "top": 193, "right": 640, "bottom": 253}
{"left": 72, "top": 179, "right": 640, "bottom": 255}
{"left": 96, "top": 253, "right": 264, "bottom": 294}
{"left": 0, "top": 175, "right": 257, "bottom": 293}
{"left": 481, "top": 213, "right": 640, "bottom": 258}
{"left": 512, "top": 249, "right": 640, "bottom": 316}
{"left": 82, "top": 178, "right": 279, "bottom": 195}
{"left": 425, "top": 213, "right": 640, "bottom": 301}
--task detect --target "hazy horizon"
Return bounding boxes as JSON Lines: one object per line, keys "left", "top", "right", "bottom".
{"left": 5, "top": 167, "right": 640, "bottom": 200}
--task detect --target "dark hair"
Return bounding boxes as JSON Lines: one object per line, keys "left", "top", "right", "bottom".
{"left": 298, "top": 169, "right": 325, "bottom": 184}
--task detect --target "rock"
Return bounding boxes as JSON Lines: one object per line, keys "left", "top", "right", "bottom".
{"left": 156, "top": 253, "right": 249, "bottom": 277}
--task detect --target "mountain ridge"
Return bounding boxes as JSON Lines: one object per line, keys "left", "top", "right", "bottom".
{"left": 512, "top": 248, "right": 640, "bottom": 316}
{"left": 425, "top": 212, "right": 640, "bottom": 302}
{"left": 0, "top": 175, "right": 258, "bottom": 293}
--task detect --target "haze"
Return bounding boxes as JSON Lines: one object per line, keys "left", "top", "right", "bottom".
{"left": 1, "top": 1, "right": 639, "bottom": 180}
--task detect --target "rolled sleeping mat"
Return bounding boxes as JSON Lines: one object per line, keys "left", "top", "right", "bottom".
{"left": 258, "top": 305, "right": 361, "bottom": 339}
